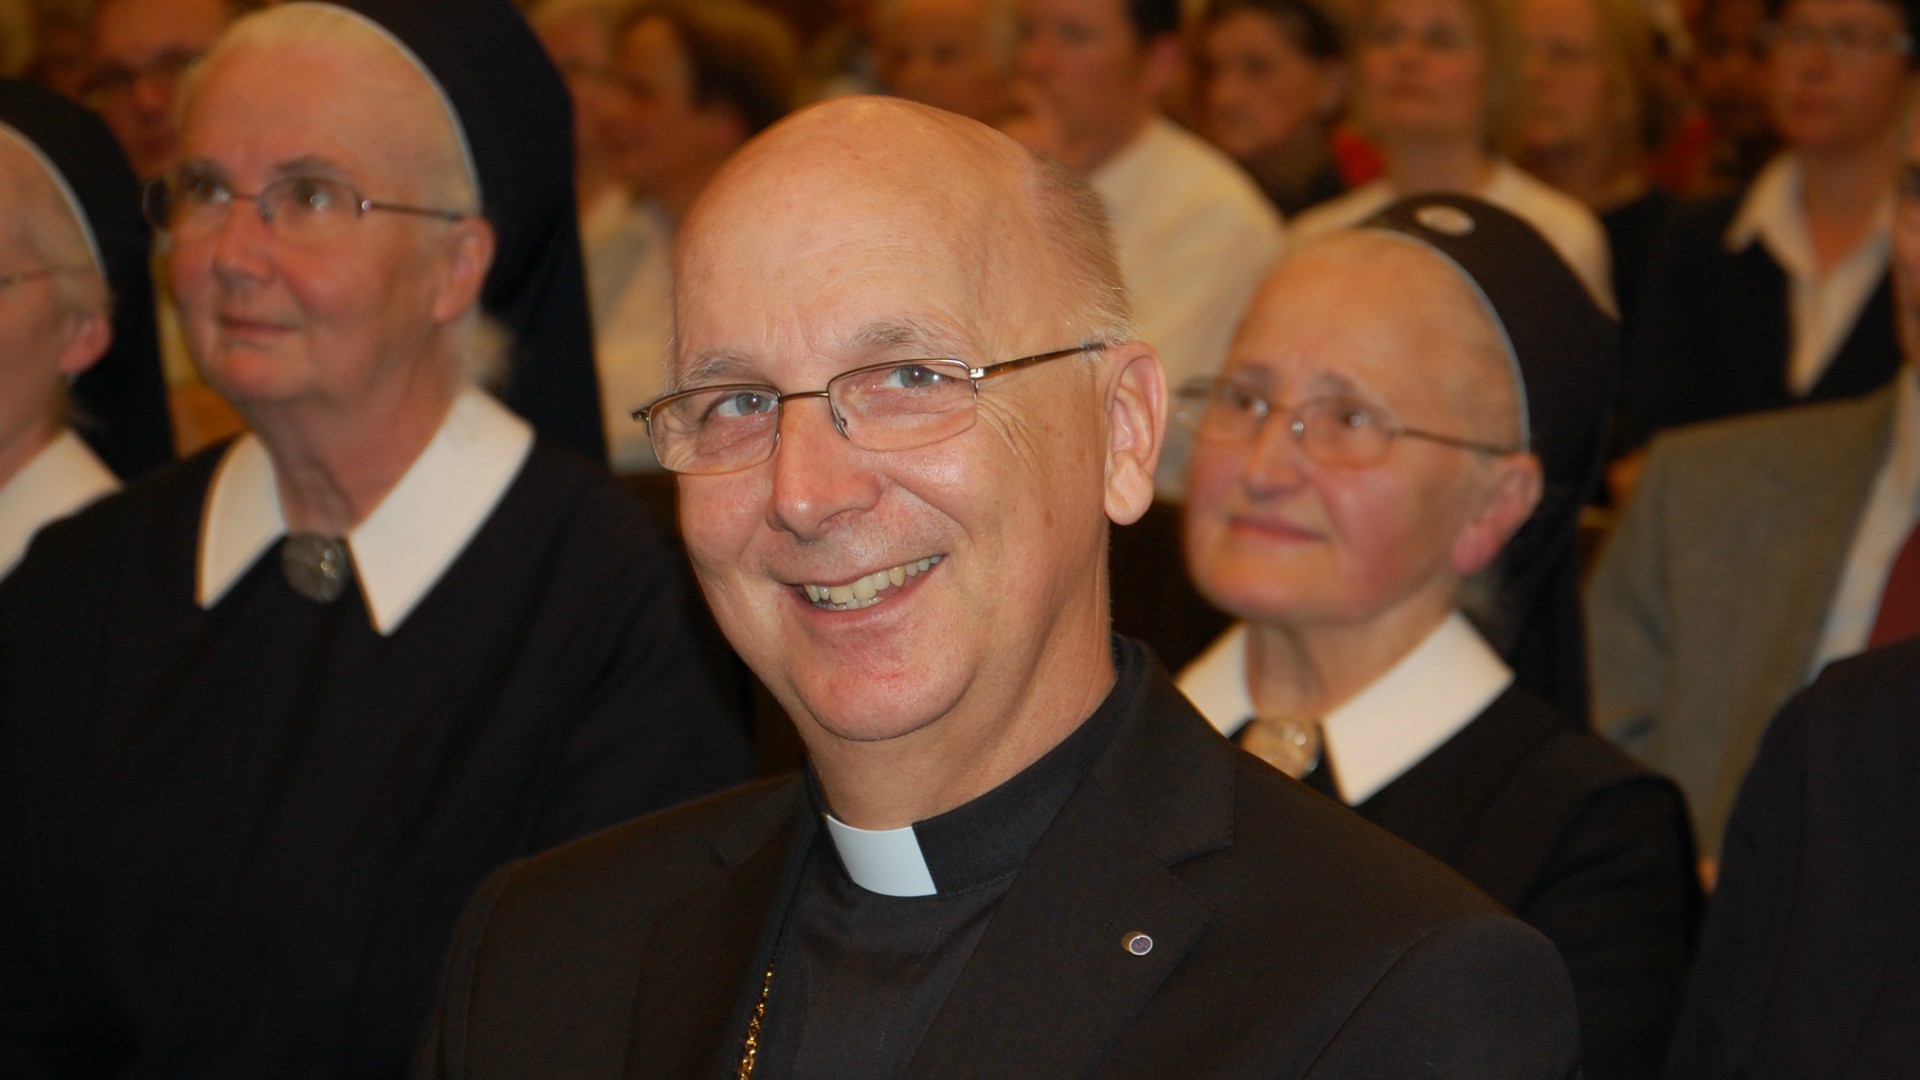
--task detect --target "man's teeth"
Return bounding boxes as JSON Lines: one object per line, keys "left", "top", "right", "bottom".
{"left": 803, "top": 556, "right": 943, "bottom": 610}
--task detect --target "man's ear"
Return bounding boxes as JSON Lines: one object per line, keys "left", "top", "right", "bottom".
{"left": 1449, "top": 453, "right": 1544, "bottom": 575}
{"left": 1102, "top": 341, "right": 1167, "bottom": 526}
{"left": 56, "top": 310, "right": 111, "bottom": 380}
{"left": 432, "top": 216, "right": 497, "bottom": 325}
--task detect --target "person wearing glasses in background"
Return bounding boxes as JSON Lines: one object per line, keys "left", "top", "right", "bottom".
{"left": 1619, "top": 0, "right": 1917, "bottom": 459}
{"left": 83, "top": 0, "right": 245, "bottom": 183}
{"left": 415, "top": 97, "right": 1582, "bottom": 1080}
{"left": 0, "top": 3, "right": 751, "bottom": 1075}
{"left": 1176, "top": 198, "right": 1700, "bottom": 1079}
{"left": 84, "top": 0, "right": 251, "bottom": 460}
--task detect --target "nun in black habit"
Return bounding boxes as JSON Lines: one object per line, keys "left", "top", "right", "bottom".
{"left": 0, "top": 3, "right": 750, "bottom": 1076}
{"left": 0, "top": 79, "right": 173, "bottom": 481}
{"left": 1174, "top": 197, "right": 1701, "bottom": 1078}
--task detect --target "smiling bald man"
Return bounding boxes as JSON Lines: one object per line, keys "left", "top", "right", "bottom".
{"left": 416, "top": 97, "right": 1578, "bottom": 1080}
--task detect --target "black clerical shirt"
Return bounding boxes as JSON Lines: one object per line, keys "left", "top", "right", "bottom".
{"left": 753, "top": 671, "right": 1125, "bottom": 1079}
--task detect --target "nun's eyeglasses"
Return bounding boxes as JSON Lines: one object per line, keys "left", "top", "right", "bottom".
{"left": 1174, "top": 378, "right": 1518, "bottom": 467}
{"left": 634, "top": 344, "right": 1101, "bottom": 475}
{"left": 142, "top": 167, "right": 471, "bottom": 246}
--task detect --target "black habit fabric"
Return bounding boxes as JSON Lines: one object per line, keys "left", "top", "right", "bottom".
{"left": 0, "top": 79, "right": 173, "bottom": 480}
{"left": 328, "top": 0, "right": 608, "bottom": 466}
{"left": 1602, "top": 186, "right": 1676, "bottom": 331}
{"left": 1352, "top": 685, "right": 1702, "bottom": 1080}
{"left": 417, "top": 638, "right": 1581, "bottom": 1079}
{"left": 1621, "top": 191, "right": 1900, "bottom": 452}
{"left": 1668, "top": 637, "right": 1920, "bottom": 1078}
{"left": 1364, "top": 195, "right": 1619, "bottom": 720}
{"left": 0, "top": 441, "right": 755, "bottom": 1078}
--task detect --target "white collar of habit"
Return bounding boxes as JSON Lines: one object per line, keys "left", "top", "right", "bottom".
{"left": 196, "top": 388, "right": 533, "bottom": 635}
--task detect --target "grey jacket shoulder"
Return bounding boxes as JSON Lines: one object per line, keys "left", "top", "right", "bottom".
{"left": 1642, "top": 387, "right": 1893, "bottom": 480}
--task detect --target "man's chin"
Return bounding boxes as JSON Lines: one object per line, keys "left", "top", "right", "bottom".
{"left": 783, "top": 679, "right": 958, "bottom": 749}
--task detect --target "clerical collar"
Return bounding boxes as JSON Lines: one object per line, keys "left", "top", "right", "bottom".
{"left": 196, "top": 389, "right": 532, "bottom": 634}
{"left": 0, "top": 430, "right": 118, "bottom": 581}
{"left": 1177, "top": 613, "right": 1512, "bottom": 804}
{"left": 817, "top": 640, "right": 1138, "bottom": 897}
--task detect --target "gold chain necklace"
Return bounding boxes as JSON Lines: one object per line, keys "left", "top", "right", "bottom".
{"left": 734, "top": 952, "right": 777, "bottom": 1080}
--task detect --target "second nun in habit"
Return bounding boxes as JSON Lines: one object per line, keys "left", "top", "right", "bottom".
{"left": 1177, "top": 196, "right": 1702, "bottom": 1079}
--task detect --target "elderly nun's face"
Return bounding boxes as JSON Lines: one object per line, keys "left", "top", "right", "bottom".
{"left": 166, "top": 39, "right": 487, "bottom": 418}
{"left": 0, "top": 145, "right": 107, "bottom": 471}
{"left": 1182, "top": 237, "right": 1537, "bottom": 631}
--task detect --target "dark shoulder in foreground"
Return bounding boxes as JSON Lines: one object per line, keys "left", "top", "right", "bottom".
{"left": 1669, "top": 637, "right": 1920, "bottom": 1078}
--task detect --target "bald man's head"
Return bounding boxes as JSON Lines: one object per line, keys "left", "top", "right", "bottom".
{"left": 672, "top": 97, "right": 1131, "bottom": 384}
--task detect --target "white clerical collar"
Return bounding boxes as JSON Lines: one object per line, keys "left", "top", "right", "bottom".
{"left": 1177, "top": 612, "right": 1513, "bottom": 804}
{"left": 824, "top": 814, "right": 938, "bottom": 897}
{"left": 0, "top": 429, "right": 118, "bottom": 580}
{"left": 196, "top": 388, "right": 532, "bottom": 634}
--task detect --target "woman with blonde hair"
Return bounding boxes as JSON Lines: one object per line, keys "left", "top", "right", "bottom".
{"left": 1291, "top": 0, "right": 1616, "bottom": 310}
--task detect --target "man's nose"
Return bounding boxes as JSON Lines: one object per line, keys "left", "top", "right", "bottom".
{"left": 765, "top": 396, "right": 884, "bottom": 542}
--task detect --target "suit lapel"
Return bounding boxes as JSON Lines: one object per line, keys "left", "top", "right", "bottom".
{"left": 621, "top": 783, "right": 815, "bottom": 1080}
{"left": 905, "top": 655, "right": 1233, "bottom": 1079}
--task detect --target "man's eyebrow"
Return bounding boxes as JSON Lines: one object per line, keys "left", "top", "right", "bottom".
{"left": 674, "top": 352, "right": 764, "bottom": 389}
{"left": 842, "top": 318, "right": 966, "bottom": 358}
{"left": 270, "top": 155, "right": 351, "bottom": 180}
{"left": 671, "top": 320, "right": 971, "bottom": 391}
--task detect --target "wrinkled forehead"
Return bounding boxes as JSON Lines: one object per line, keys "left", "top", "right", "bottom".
{"left": 674, "top": 124, "right": 1051, "bottom": 376}
{"left": 186, "top": 5, "right": 479, "bottom": 197}
{"left": 1245, "top": 235, "right": 1517, "bottom": 395}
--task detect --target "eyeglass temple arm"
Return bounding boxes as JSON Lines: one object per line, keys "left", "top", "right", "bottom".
{"left": 968, "top": 343, "right": 1101, "bottom": 380}
{"left": 1397, "top": 426, "right": 1522, "bottom": 456}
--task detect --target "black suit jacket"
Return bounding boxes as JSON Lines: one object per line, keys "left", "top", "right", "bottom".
{"left": 417, "top": 646, "right": 1580, "bottom": 1079}
{"left": 1668, "top": 638, "right": 1920, "bottom": 1078}
{"left": 1621, "top": 191, "right": 1900, "bottom": 450}
{"left": 1355, "top": 687, "right": 1702, "bottom": 1079}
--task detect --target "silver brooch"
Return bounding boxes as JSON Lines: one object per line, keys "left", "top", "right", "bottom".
{"left": 282, "top": 533, "right": 352, "bottom": 603}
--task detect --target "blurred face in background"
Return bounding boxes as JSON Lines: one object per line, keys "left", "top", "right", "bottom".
{"left": 536, "top": 10, "right": 642, "bottom": 191}
{"left": 85, "top": 0, "right": 232, "bottom": 180}
{"left": 1199, "top": 7, "right": 1346, "bottom": 165}
{"left": 1519, "top": 0, "right": 1615, "bottom": 157}
{"left": 617, "top": 14, "right": 729, "bottom": 202}
{"left": 1767, "top": 0, "right": 1911, "bottom": 157}
{"left": 1694, "top": 0, "right": 1774, "bottom": 143}
{"left": 878, "top": 0, "right": 1017, "bottom": 123}
{"left": 1356, "top": 0, "right": 1491, "bottom": 148}
{"left": 1015, "top": 0, "right": 1169, "bottom": 169}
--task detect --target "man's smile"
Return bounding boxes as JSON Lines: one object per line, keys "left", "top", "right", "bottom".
{"left": 798, "top": 554, "right": 944, "bottom": 610}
